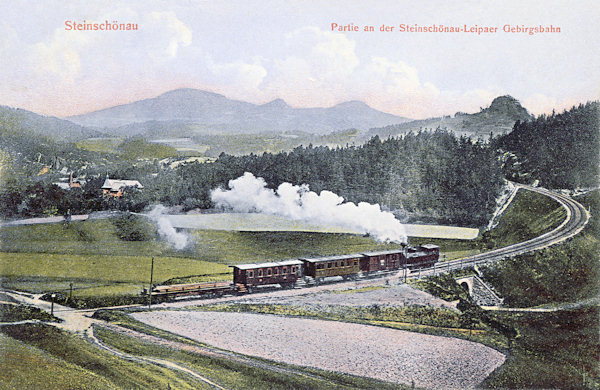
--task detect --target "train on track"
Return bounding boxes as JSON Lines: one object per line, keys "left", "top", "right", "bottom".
{"left": 150, "top": 244, "right": 439, "bottom": 299}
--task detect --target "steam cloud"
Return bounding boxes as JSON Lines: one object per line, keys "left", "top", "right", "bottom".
{"left": 211, "top": 172, "right": 407, "bottom": 243}
{"left": 147, "top": 205, "right": 190, "bottom": 250}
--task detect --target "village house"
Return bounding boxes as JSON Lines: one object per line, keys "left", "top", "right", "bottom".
{"left": 101, "top": 176, "right": 143, "bottom": 197}
{"left": 53, "top": 172, "right": 86, "bottom": 190}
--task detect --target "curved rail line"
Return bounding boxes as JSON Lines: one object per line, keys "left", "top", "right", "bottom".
{"left": 422, "top": 183, "right": 590, "bottom": 276}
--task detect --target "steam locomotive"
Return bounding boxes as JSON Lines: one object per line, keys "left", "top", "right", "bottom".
{"left": 151, "top": 244, "right": 439, "bottom": 298}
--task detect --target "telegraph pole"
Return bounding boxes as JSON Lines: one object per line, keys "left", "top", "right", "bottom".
{"left": 148, "top": 257, "right": 154, "bottom": 308}
{"left": 50, "top": 293, "right": 55, "bottom": 316}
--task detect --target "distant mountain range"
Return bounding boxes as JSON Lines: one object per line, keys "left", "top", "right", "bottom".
{"left": 0, "top": 106, "right": 102, "bottom": 141}
{"left": 0, "top": 91, "right": 534, "bottom": 147}
{"left": 363, "top": 95, "right": 534, "bottom": 140}
{"left": 66, "top": 88, "right": 411, "bottom": 135}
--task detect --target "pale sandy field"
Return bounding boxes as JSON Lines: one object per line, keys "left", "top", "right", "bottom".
{"left": 133, "top": 311, "right": 504, "bottom": 389}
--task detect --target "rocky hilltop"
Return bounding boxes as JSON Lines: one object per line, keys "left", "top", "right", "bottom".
{"left": 363, "top": 95, "right": 533, "bottom": 140}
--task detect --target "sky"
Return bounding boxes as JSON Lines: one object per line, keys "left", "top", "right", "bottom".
{"left": 0, "top": 0, "right": 598, "bottom": 119}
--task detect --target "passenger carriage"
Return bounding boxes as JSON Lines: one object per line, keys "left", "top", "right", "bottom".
{"left": 300, "top": 254, "right": 362, "bottom": 282}
{"left": 232, "top": 260, "right": 303, "bottom": 291}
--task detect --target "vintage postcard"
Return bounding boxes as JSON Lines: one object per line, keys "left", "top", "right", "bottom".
{"left": 0, "top": 1, "right": 598, "bottom": 389}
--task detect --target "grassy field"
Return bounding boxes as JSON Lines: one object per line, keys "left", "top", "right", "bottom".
{"left": 190, "top": 230, "right": 402, "bottom": 265}
{"left": 0, "top": 218, "right": 402, "bottom": 300}
{"left": 0, "top": 220, "right": 169, "bottom": 257}
{"left": 407, "top": 271, "right": 599, "bottom": 388}
{"left": 480, "top": 189, "right": 567, "bottom": 248}
{"left": 0, "top": 186, "right": 592, "bottom": 388}
{"left": 75, "top": 137, "right": 122, "bottom": 153}
{"left": 0, "top": 303, "right": 59, "bottom": 322}
{"left": 0, "top": 219, "right": 402, "bottom": 261}
{"left": 75, "top": 137, "right": 179, "bottom": 159}
{"left": 482, "top": 307, "right": 599, "bottom": 389}
{"left": 0, "top": 323, "right": 208, "bottom": 389}
{"left": 0, "top": 252, "right": 230, "bottom": 297}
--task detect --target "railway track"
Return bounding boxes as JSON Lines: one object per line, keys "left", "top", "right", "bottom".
{"left": 420, "top": 183, "right": 590, "bottom": 276}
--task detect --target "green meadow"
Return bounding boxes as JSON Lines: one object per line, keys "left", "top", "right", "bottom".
{"left": 0, "top": 217, "right": 401, "bottom": 301}
{"left": 0, "top": 324, "right": 209, "bottom": 389}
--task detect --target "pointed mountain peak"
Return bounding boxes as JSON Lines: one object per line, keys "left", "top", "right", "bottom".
{"left": 261, "top": 98, "right": 290, "bottom": 108}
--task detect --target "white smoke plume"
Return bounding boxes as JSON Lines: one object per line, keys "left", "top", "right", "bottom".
{"left": 147, "top": 205, "right": 190, "bottom": 250}
{"left": 211, "top": 172, "right": 407, "bottom": 243}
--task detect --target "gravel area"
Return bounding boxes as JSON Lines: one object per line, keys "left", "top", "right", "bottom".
{"left": 159, "top": 272, "right": 456, "bottom": 311}
{"left": 133, "top": 311, "right": 505, "bottom": 389}
{"left": 237, "top": 283, "right": 457, "bottom": 309}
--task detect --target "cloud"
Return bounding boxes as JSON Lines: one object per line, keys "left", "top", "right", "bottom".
{"left": 213, "top": 26, "right": 498, "bottom": 119}
{"left": 30, "top": 26, "right": 92, "bottom": 82}
{"left": 522, "top": 93, "right": 581, "bottom": 116}
{"left": 146, "top": 11, "right": 192, "bottom": 59}
{"left": 357, "top": 57, "right": 440, "bottom": 117}
{"left": 285, "top": 26, "right": 359, "bottom": 79}
{"left": 256, "top": 26, "right": 360, "bottom": 106}
{"left": 206, "top": 58, "right": 267, "bottom": 91}
{"left": 0, "top": 21, "right": 18, "bottom": 56}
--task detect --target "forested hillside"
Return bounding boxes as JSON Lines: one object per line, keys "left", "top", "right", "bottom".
{"left": 0, "top": 129, "right": 504, "bottom": 227}
{"left": 494, "top": 101, "right": 599, "bottom": 189}
{"left": 173, "top": 130, "right": 504, "bottom": 226}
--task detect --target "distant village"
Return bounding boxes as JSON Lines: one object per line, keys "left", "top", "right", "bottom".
{"left": 53, "top": 173, "right": 142, "bottom": 197}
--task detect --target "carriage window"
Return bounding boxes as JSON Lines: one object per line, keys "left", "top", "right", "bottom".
{"left": 327, "top": 262, "right": 332, "bottom": 268}
{"left": 258, "top": 269, "right": 263, "bottom": 277}
{"left": 274, "top": 267, "right": 279, "bottom": 275}
{"left": 266, "top": 268, "right": 272, "bottom": 276}
{"left": 380, "top": 259, "right": 385, "bottom": 267}
{"left": 248, "top": 270, "right": 254, "bottom": 278}
{"left": 354, "top": 260, "right": 358, "bottom": 266}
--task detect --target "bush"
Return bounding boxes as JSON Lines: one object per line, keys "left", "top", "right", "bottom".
{"left": 112, "top": 213, "right": 157, "bottom": 241}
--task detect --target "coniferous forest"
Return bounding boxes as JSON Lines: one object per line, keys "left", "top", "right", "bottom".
{"left": 493, "top": 101, "right": 599, "bottom": 189}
